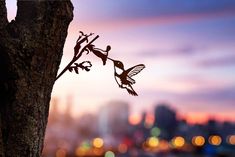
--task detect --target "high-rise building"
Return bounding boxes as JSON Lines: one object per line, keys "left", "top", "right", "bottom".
{"left": 154, "top": 104, "right": 178, "bottom": 140}
{"left": 98, "top": 101, "right": 130, "bottom": 139}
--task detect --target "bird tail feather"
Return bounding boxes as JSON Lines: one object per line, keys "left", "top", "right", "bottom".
{"left": 126, "top": 86, "right": 138, "bottom": 96}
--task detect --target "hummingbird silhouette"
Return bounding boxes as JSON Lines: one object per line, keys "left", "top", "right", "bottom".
{"left": 108, "top": 58, "right": 145, "bottom": 96}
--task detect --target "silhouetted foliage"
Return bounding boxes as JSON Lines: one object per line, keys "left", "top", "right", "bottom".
{"left": 56, "top": 31, "right": 145, "bottom": 96}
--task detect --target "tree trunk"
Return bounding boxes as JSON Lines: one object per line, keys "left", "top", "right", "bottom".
{"left": 0, "top": 1, "right": 73, "bottom": 156}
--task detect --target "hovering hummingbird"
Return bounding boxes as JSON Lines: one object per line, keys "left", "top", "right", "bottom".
{"left": 108, "top": 58, "right": 145, "bottom": 96}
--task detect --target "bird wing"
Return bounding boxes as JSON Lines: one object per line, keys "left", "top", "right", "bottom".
{"left": 125, "top": 64, "right": 145, "bottom": 78}
{"left": 127, "top": 76, "right": 136, "bottom": 84}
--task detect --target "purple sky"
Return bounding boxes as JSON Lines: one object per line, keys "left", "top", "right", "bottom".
{"left": 6, "top": 0, "right": 235, "bottom": 123}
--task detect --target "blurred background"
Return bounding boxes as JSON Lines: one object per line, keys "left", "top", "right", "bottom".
{"left": 6, "top": 0, "right": 235, "bottom": 157}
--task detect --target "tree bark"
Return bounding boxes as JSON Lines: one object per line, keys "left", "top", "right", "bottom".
{"left": 0, "top": 1, "right": 73, "bottom": 156}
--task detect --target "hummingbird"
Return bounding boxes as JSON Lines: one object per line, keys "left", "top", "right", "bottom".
{"left": 108, "top": 58, "right": 145, "bottom": 96}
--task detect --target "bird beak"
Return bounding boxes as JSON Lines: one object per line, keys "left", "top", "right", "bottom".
{"left": 107, "top": 57, "right": 114, "bottom": 61}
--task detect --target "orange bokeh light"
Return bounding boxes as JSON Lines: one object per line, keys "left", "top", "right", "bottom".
{"left": 93, "top": 138, "right": 104, "bottom": 148}
{"left": 172, "top": 136, "right": 185, "bottom": 148}
{"left": 129, "top": 114, "right": 141, "bottom": 125}
{"left": 227, "top": 135, "right": 235, "bottom": 145}
{"left": 192, "top": 136, "right": 205, "bottom": 146}
{"left": 118, "top": 144, "right": 128, "bottom": 154}
{"left": 56, "top": 149, "right": 66, "bottom": 157}
{"left": 209, "top": 135, "right": 222, "bottom": 146}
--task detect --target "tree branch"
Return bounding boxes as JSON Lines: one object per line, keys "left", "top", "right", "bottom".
{"left": 0, "top": 0, "right": 8, "bottom": 29}
{"left": 0, "top": 1, "right": 74, "bottom": 156}
{"left": 13, "top": 0, "right": 74, "bottom": 78}
{"left": 16, "top": 0, "right": 73, "bottom": 24}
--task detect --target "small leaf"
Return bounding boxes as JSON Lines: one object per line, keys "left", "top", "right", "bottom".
{"left": 74, "top": 67, "right": 79, "bottom": 74}
{"left": 68, "top": 67, "right": 73, "bottom": 72}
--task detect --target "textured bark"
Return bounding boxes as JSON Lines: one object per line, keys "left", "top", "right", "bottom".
{"left": 0, "top": 0, "right": 73, "bottom": 156}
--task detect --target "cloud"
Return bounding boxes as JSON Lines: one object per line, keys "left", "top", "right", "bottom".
{"left": 137, "top": 45, "right": 203, "bottom": 58}
{"left": 76, "top": 0, "right": 235, "bottom": 21}
{"left": 141, "top": 84, "right": 235, "bottom": 106}
{"left": 75, "top": 0, "right": 235, "bottom": 31}
{"left": 196, "top": 55, "right": 235, "bottom": 67}
{"left": 77, "top": 9, "right": 235, "bottom": 33}
{"left": 184, "top": 86, "right": 235, "bottom": 102}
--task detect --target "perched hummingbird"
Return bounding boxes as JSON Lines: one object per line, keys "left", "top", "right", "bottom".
{"left": 108, "top": 58, "right": 145, "bottom": 96}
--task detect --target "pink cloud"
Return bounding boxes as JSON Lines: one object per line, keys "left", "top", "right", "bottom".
{"left": 76, "top": 8, "right": 235, "bottom": 32}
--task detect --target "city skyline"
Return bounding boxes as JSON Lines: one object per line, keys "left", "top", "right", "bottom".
{"left": 5, "top": 0, "right": 235, "bottom": 123}
{"left": 44, "top": 100, "right": 235, "bottom": 156}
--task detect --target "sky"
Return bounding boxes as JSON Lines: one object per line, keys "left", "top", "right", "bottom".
{"left": 6, "top": 0, "right": 235, "bottom": 124}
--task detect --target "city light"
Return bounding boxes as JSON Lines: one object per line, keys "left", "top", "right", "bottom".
{"left": 93, "top": 137, "right": 104, "bottom": 148}
{"left": 150, "top": 127, "right": 161, "bottom": 137}
{"left": 118, "top": 143, "right": 128, "bottom": 154}
{"left": 56, "top": 148, "right": 66, "bottom": 157}
{"left": 147, "top": 137, "right": 159, "bottom": 148}
{"left": 129, "top": 114, "right": 141, "bottom": 125}
{"left": 81, "top": 141, "right": 91, "bottom": 150}
{"left": 22, "top": 0, "right": 235, "bottom": 156}
{"left": 227, "top": 135, "right": 235, "bottom": 145}
{"left": 209, "top": 135, "right": 222, "bottom": 146}
{"left": 172, "top": 136, "right": 185, "bottom": 148}
{"left": 75, "top": 146, "right": 88, "bottom": 156}
{"left": 144, "top": 114, "right": 155, "bottom": 128}
{"left": 93, "top": 148, "right": 104, "bottom": 156}
{"left": 192, "top": 136, "right": 205, "bottom": 147}
{"left": 75, "top": 141, "right": 91, "bottom": 156}
{"left": 104, "top": 151, "right": 115, "bottom": 157}
{"left": 159, "top": 140, "right": 169, "bottom": 151}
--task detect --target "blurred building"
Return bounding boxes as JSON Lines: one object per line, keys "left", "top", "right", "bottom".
{"left": 77, "top": 113, "right": 98, "bottom": 139}
{"left": 44, "top": 97, "right": 79, "bottom": 157}
{"left": 43, "top": 99, "right": 235, "bottom": 157}
{"left": 154, "top": 104, "right": 178, "bottom": 140}
{"left": 98, "top": 101, "right": 130, "bottom": 144}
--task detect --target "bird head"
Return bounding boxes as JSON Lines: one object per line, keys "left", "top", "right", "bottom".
{"left": 108, "top": 58, "right": 124, "bottom": 70}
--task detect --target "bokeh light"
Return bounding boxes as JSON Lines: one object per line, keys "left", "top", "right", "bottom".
{"left": 159, "top": 140, "right": 169, "bottom": 151}
{"left": 105, "top": 151, "right": 115, "bottom": 157}
{"left": 128, "top": 114, "right": 141, "bottom": 125}
{"left": 227, "top": 135, "right": 235, "bottom": 145}
{"left": 150, "top": 127, "right": 161, "bottom": 137}
{"left": 172, "top": 136, "right": 185, "bottom": 148}
{"left": 209, "top": 135, "right": 222, "bottom": 146}
{"left": 75, "top": 147, "right": 85, "bottom": 156}
{"left": 93, "top": 137, "right": 104, "bottom": 148}
{"left": 192, "top": 136, "right": 205, "bottom": 147}
{"left": 118, "top": 144, "right": 128, "bottom": 154}
{"left": 147, "top": 137, "right": 159, "bottom": 148}
{"left": 56, "top": 148, "right": 66, "bottom": 157}
{"left": 93, "top": 148, "right": 104, "bottom": 156}
{"left": 144, "top": 114, "right": 155, "bottom": 128}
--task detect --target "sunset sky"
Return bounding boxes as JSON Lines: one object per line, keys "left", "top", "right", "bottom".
{"left": 6, "top": 0, "right": 235, "bottom": 123}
